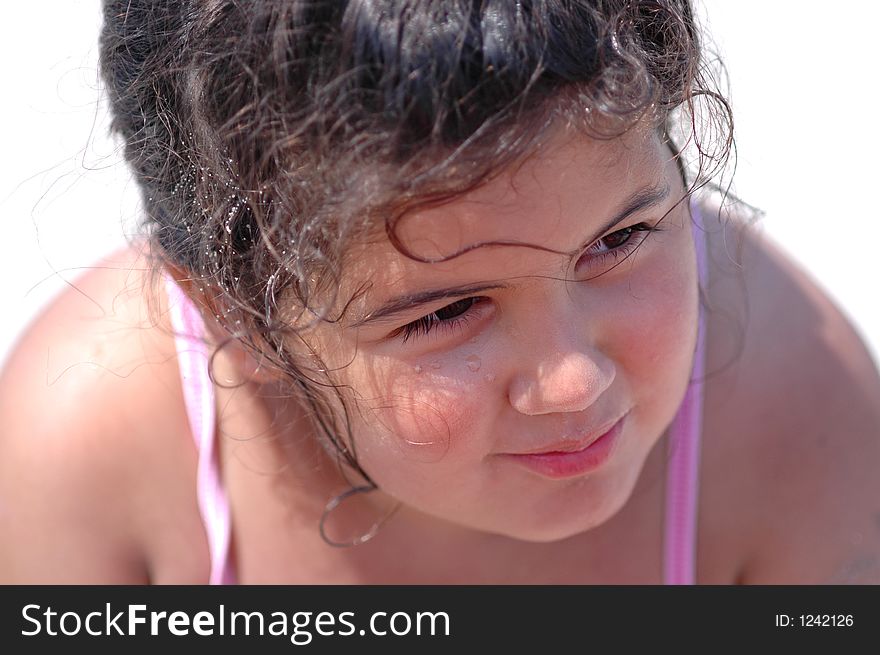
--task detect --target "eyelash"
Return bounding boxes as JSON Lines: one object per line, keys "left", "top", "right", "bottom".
{"left": 392, "top": 221, "right": 664, "bottom": 344}
{"left": 578, "top": 221, "right": 663, "bottom": 270}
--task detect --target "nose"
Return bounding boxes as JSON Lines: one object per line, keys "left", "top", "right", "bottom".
{"left": 507, "top": 346, "right": 615, "bottom": 416}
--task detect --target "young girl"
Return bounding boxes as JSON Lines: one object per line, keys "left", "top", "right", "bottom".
{"left": 2, "top": 0, "right": 879, "bottom": 584}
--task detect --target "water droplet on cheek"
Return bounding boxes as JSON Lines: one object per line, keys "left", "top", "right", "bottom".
{"left": 465, "top": 354, "right": 482, "bottom": 372}
{"left": 413, "top": 365, "right": 423, "bottom": 374}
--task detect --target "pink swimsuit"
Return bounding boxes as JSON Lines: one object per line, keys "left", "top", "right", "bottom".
{"left": 164, "top": 199, "right": 709, "bottom": 585}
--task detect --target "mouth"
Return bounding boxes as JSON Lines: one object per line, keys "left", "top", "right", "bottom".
{"left": 500, "top": 412, "right": 629, "bottom": 479}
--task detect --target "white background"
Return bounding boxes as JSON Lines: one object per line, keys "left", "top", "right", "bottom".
{"left": 2, "top": 1, "right": 879, "bottom": 368}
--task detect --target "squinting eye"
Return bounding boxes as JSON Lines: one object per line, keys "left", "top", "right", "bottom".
{"left": 391, "top": 297, "right": 487, "bottom": 343}
{"left": 389, "top": 222, "right": 664, "bottom": 345}
{"left": 578, "top": 222, "right": 664, "bottom": 271}
{"left": 434, "top": 298, "right": 475, "bottom": 321}
{"left": 599, "top": 228, "right": 639, "bottom": 250}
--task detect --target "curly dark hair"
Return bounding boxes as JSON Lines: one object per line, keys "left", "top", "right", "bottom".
{"left": 99, "top": 0, "right": 731, "bottom": 496}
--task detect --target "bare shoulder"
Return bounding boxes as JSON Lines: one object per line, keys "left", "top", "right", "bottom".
{"left": 697, "top": 197, "right": 880, "bottom": 583}
{"left": 0, "top": 245, "right": 208, "bottom": 582}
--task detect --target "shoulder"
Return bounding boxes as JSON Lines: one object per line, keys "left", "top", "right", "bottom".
{"left": 697, "top": 196, "right": 880, "bottom": 583}
{"left": 0, "top": 245, "right": 209, "bottom": 582}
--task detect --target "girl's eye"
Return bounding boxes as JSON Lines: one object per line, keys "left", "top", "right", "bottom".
{"left": 391, "top": 222, "right": 663, "bottom": 344}
{"left": 391, "top": 297, "right": 486, "bottom": 344}
{"left": 577, "top": 222, "right": 664, "bottom": 273}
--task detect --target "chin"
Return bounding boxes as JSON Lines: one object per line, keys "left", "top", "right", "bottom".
{"left": 490, "top": 465, "right": 644, "bottom": 543}
{"left": 491, "top": 491, "right": 632, "bottom": 544}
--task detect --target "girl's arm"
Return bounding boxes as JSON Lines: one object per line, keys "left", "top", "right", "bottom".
{"left": 0, "top": 251, "right": 209, "bottom": 583}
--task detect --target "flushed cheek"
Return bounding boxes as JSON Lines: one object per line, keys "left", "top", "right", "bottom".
{"left": 352, "top": 365, "right": 493, "bottom": 466}
{"left": 612, "top": 245, "right": 698, "bottom": 428}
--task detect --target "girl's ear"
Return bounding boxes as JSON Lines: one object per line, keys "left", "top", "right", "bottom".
{"left": 221, "top": 337, "right": 284, "bottom": 386}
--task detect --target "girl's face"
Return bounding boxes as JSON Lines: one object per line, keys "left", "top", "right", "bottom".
{"left": 309, "top": 125, "right": 698, "bottom": 542}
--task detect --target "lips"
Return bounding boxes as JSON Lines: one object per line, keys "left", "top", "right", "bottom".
{"left": 500, "top": 412, "right": 629, "bottom": 479}
{"left": 512, "top": 412, "right": 629, "bottom": 456}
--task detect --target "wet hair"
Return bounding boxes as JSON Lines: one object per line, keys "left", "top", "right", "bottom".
{"left": 99, "top": 0, "right": 731, "bottom": 492}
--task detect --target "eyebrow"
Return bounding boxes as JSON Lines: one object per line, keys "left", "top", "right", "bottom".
{"left": 351, "top": 182, "right": 671, "bottom": 328}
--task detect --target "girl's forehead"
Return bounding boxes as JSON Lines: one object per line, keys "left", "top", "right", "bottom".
{"left": 395, "top": 129, "right": 660, "bottom": 257}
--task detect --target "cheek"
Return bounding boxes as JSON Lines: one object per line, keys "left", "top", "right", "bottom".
{"left": 350, "top": 364, "right": 488, "bottom": 465}
{"left": 615, "top": 234, "right": 699, "bottom": 416}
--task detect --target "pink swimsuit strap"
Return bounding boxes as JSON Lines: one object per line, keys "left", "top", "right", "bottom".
{"left": 662, "top": 197, "right": 709, "bottom": 585}
{"left": 164, "top": 276, "right": 235, "bottom": 584}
